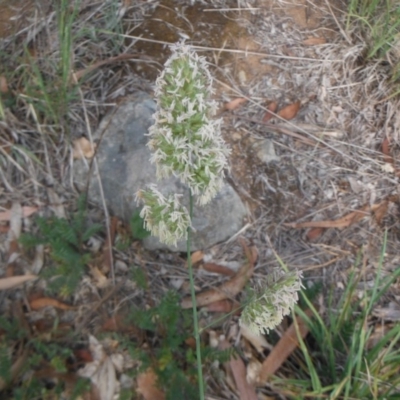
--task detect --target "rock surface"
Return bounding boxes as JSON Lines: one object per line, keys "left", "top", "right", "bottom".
{"left": 73, "top": 91, "right": 248, "bottom": 252}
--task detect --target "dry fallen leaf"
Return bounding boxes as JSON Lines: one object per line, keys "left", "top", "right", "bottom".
{"left": 277, "top": 101, "right": 301, "bottom": 120}
{"left": 262, "top": 101, "right": 278, "bottom": 122}
{"left": 382, "top": 136, "right": 394, "bottom": 164}
{"left": 47, "top": 187, "right": 66, "bottom": 219}
{"left": 240, "top": 324, "right": 271, "bottom": 354}
{"left": 206, "top": 299, "right": 235, "bottom": 313}
{"left": 190, "top": 250, "right": 204, "bottom": 265}
{"left": 181, "top": 240, "right": 257, "bottom": 309}
{"left": 78, "top": 336, "right": 118, "bottom": 400}
{"left": 136, "top": 369, "right": 165, "bottom": 400}
{"left": 306, "top": 227, "right": 325, "bottom": 241}
{"left": 202, "top": 262, "right": 235, "bottom": 276}
{"left": 224, "top": 97, "right": 248, "bottom": 111}
{"left": 0, "top": 275, "right": 37, "bottom": 291}
{"left": 0, "top": 206, "right": 39, "bottom": 221}
{"left": 258, "top": 309, "right": 313, "bottom": 383}
{"left": 30, "top": 245, "right": 44, "bottom": 274}
{"left": 286, "top": 202, "right": 384, "bottom": 229}
{"left": 30, "top": 297, "right": 73, "bottom": 311}
{"left": 89, "top": 265, "right": 108, "bottom": 288}
{"left": 6, "top": 203, "right": 23, "bottom": 276}
{"left": 0, "top": 75, "right": 8, "bottom": 94}
{"left": 374, "top": 200, "right": 389, "bottom": 226}
{"left": 219, "top": 338, "right": 258, "bottom": 400}
{"left": 302, "top": 37, "right": 326, "bottom": 45}
{"left": 73, "top": 137, "right": 96, "bottom": 159}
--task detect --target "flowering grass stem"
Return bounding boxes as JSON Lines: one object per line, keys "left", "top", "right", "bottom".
{"left": 186, "top": 188, "right": 205, "bottom": 400}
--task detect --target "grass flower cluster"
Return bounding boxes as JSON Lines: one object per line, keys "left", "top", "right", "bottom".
{"left": 240, "top": 269, "right": 303, "bottom": 335}
{"left": 147, "top": 41, "right": 230, "bottom": 206}
{"left": 136, "top": 185, "right": 191, "bottom": 246}
{"left": 136, "top": 40, "right": 230, "bottom": 246}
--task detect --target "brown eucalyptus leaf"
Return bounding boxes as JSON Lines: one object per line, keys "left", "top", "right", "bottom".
{"left": 262, "top": 101, "right": 278, "bottom": 122}
{"left": 224, "top": 97, "right": 248, "bottom": 111}
{"left": 302, "top": 37, "right": 326, "bottom": 45}
{"left": 277, "top": 101, "right": 301, "bottom": 120}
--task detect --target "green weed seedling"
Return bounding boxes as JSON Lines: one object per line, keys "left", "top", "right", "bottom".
{"left": 111, "top": 279, "right": 236, "bottom": 400}
{"left": 20, "top": 195, "right": 102, "bottom": 297}
{"left": 122, "top": 291, "right": 200, "bottom": 400}
{"left": 0, "top": 315, "right": 90, "bottom": 399}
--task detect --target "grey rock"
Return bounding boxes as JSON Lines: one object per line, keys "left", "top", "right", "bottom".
{"left": 73, "top": 91, "right": 248, "bottom": 252}
{"left": 254, "top": 139, "right": 280, "bottom": 163}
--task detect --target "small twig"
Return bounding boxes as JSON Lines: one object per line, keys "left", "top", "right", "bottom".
{"left": 323, "top": 0, "right": 352, "bottom": 45}
{"left": 73, "top": 72, "right": 116, "bottom": 285}
{"left": 75, "top": 281, "right": 124, "bottom": 332}
{"left": 235, "top": 115, "right": 318, "bottom": 146}
{"left": 101, "top": 30, "right": 344, "bottom": 62}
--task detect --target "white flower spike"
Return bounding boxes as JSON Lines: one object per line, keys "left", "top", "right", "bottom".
{"left": 148, "top": 41, "right": 230, "bottom": 205}
{"left": 240, "top": 269, "right": 304, "bottom": 335}
{"left": 136, "top": 185, "right": 191, "bottom": 246}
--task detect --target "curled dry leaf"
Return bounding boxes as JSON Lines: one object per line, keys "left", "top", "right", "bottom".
{"left": 224, "top": 97, "right": 248, "bottom": 111}
{"left": 78, "top": 336, "right": 118, "bottom": 400}
{"left": 277, "top": 100, "right": 301, "bottom": 120}
{"left": 0, "top": 275, "right": 37, "bottom": 291}
{"left": 240, "top": 324, "right": 271, "bottom": 354}
{"left": 89, "top": 265, "right": 109, "bottom": 288}
{"left": 136, "top": 369, "right": 165, "bottom": 400}
{"left": 262, "top": 101, "right": 278, "bottom": 122}
{"left": 29, "top": 297, "right": 73, "bottom": 311}
{"left": 202, "top": 262, "right": 235, "bottom": 276}
{"left": 258, "top": 309, "right": 313, "bottom": 384}
{"left": 302, "top": 37, "right": 326, "bottom": 45}
{"left": 190, "top": 250, "right": 204, "bottom": 265}
{"left": 181, "top": 239, "right": 257, "bottom": 309}
{"left": 73, "top": 137, "right": 96, "bottom": 159}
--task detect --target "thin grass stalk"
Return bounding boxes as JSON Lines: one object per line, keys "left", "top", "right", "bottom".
{"left": 292, "top": 311, "right": 322, "bottom": 393}
{"left": 186, "top": 188, "right": 204, "bottom": 400}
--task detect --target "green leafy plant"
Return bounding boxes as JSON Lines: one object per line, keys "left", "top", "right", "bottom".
{"left": 347, "top": 0, "right": 400, "bottom": 82}
{"left": 19, "top": 0, "right": 80, "bottom": 126}
{"left": 20, "top": 195, "right": 102, "bottom": 296}
{"left": 0, "top": 314, "right": 90, "bottom": 399}
{"left": 129, "top": 210, "right": 151, "bottom": 241}
{"left": 121, "top": 290, "right": 237, "bottom": 400}
{"left": 271, "top": 235, "right": 400, "bottom": 399}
